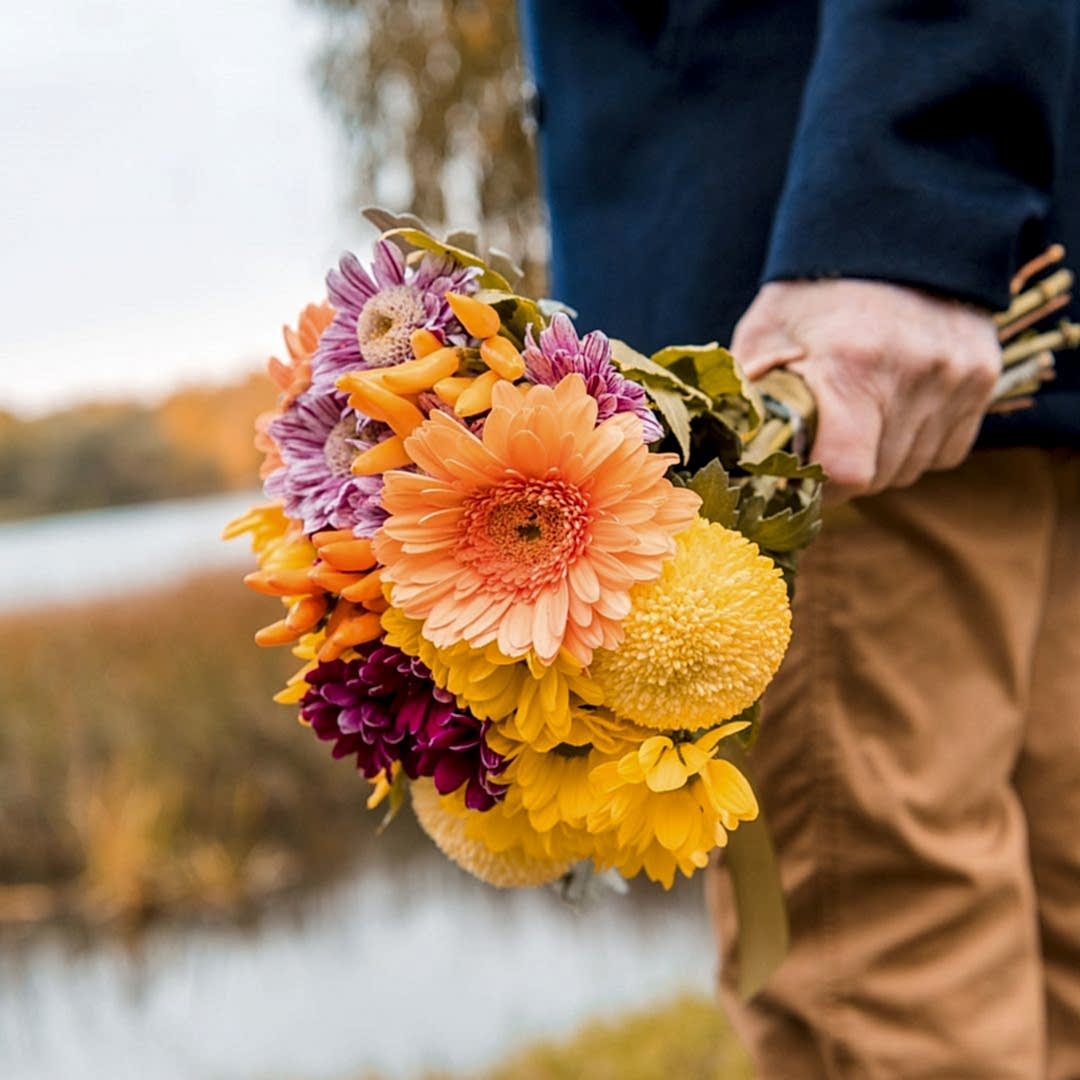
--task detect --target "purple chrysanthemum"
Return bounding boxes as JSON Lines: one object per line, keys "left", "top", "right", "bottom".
{"left": 300, "top": 649, "right": 507, "bottom": 811}
{"left": 522, "top": 313, "right": 664, "bottom": 442}
{"left": 264, "top": 389, "right": 387, "bottom": 536}
{"left": 310, "top": 240, "right": 479, "bottom": 391}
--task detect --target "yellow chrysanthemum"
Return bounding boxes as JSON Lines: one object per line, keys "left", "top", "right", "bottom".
{"left": 410, "top": 779, "right": 575, "bottom": 887}
{"left": 381, "top": 605, "right": 603, "bottom": 746}
{"left": 488, "top": 706, "right": 653, "bottom": 833}
{"left": 271, "top": 632, "right": 327, "bottom": 705}
{"left": 223, "top": 503, "right": 294, "bottom": 564}
{"left": 587, "top": 723, "right": 759, "bottom": 889}
{"left": 589, "top": 517, "right": 791, "bottom": 730}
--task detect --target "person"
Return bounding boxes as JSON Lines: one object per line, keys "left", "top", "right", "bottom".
{"left": 518, "top": 2, "right": 1080, "bottom": 1076}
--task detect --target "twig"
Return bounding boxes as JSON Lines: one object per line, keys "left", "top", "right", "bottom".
{"left": 1010, "top": 244, "right": 1066, "bottom": 296}
{"left": 1001, "top": 320, "right": 1080, "bottom": 366}
{"left": 998, "top": 293, "right": 1071, "bottom": 342}
{"left": 995, "top": 268, "right": 1073, "bottom": 330}
{"left": 993, "top": 351, "right": 1055, "bottom": 401}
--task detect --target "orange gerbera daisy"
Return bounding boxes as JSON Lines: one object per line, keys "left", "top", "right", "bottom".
{"left": 255, "top": 302, "right": 335, "bottom": 478}
{"left": 373, "top": 374, "right": 700, "bottom": 665}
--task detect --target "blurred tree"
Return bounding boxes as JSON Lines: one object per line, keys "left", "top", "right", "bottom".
{"left": 305, "top": 0, "right": 546, "bottom": 292}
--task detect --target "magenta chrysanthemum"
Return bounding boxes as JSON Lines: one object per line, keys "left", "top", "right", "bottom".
{"left": 300, "top": 650, "right": 507, "bottom": 811}
{"left": 264, "top": 390, "right": 387, "bottom": 536}
{"left": 523, "top": 313, "right": 664, "bottom": 442}
{"left": 311, "top": 240, "right": 479, "bottom": 390}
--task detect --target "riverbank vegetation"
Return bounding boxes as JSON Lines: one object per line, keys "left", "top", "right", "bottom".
{"left": 0, "top": 373, "right": 274, "bottom": 521}
{"left": 357, "top": 993, "right": 753, "bottom": 1080}
{"left": 0, "top": 567, "right": 406, "bottom": 929}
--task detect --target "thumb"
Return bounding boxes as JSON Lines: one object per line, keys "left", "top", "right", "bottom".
{"left": 732, "top": 320, "right": 806, "bottom": 381}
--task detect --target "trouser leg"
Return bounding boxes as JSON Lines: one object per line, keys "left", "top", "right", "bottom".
{"left": 1014, "top": 452, "right": 1080, "bottom": 1080}
{"left": 709, "top": 450, "right": 1055, "bottom": 1079}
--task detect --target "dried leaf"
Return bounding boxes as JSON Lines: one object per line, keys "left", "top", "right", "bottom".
{"left": 651, "top": 343, "right": 761, "bottom": 429}
{"left": 379, "top": 227, "right": 513, "bottom": 291}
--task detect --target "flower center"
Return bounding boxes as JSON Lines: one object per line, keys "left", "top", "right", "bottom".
{"left": 356, "top": 284, "right": 428, "bottom": 367}
{"left": 324, "top": 415, "right": 360, "bottom": 475}
{"left": 458, "top": 476, "right": 591, "bottom": 599}
{"left": 551, "top": 742, "right": 592, "bottom": 759}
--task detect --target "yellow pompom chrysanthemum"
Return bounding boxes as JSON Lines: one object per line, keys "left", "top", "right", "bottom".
{"left": 589, "top": 518, "right": 791, "bottom": 731}
{"left": 587, "top": 722, "right": 759, "bottom": 889}
{"left": 410, "top": 779, "right": 574, "bottom": 887}
{"left": 381, "top": 605, "right": 603, "bottom": 746}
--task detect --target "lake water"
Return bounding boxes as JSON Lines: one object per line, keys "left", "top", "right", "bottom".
{"left": 0, "top": 495, "right": 724, "bottom": 1078}
{"left": 0, "top": 491, "right": 260, "bottom": 610}
{"left": 1, "top": 860, "right": 716, "bottom": 1079}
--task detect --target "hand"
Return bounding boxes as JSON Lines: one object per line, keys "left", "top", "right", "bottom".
{"left": 732, "top": 280, "right": 1001, "bottom": 503}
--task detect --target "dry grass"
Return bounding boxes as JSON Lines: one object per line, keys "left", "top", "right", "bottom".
{"left": 341, "top": 993, "right": 753, "bottom": 1080}
{"left": 471, "top": 992, "right": 753, "bottom": 1080}
{"left": 0, "top": 568, "right": 391, "bottom": 928}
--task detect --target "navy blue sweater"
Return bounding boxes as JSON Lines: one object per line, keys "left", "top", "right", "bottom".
{"left": 520, "top": 0, "right": 1080, "bottom": 446}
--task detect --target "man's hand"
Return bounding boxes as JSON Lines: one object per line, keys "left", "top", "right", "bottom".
{"left": 733, "top": 280, "right": 1001, "bottom": 503}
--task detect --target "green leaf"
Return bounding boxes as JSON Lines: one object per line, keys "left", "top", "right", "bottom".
{"left": 739, "top": 450, "right": 827, "bottom": 482}
{"left": 380, "top": 227, "right": 512, "bottom": 291}
{"left": 377, "top": 770, "right": 409, "bottom": 834}
{"left": 687, "top": 459, "right": 741, "bottom": 528}
{"left": 610, "top": 339, "right": 715, "bottom": 418}
{"left": 651, "top": 343, "right": 761, "bottom": 428}
{"left": 717, "top": 738, "right": 790, "bottom": 1000}
{"left": 730, "top": 700, "right": 762, "bottom": 751}
{"left": 741, "top": 489, "right": 823, "bottom": 554}
{"left": 609, "top": 339, "right": 696, "bottom": 393}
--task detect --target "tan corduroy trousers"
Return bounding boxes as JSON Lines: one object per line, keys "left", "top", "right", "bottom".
{"left": 708, "top": 448, "right": 1080, "bottom": 1079}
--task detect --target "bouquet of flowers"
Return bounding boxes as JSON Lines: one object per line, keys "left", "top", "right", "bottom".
{"left": 225, "top": 209, "right": 825, "bottom": 903}
{"left": 227, "top": 211, "right": 1075, "bottom": 991}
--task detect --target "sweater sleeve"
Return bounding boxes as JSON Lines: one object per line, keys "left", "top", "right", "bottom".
{"left": 762, "top": 1, "right": 1078, "bottom": 310}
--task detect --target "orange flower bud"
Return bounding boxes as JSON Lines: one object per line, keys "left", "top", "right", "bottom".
{"left": 381, "top": 347, "right": 461, "bottom": 393}
{"left": 454, "top": 369, "right": 502, "bottom": 417}
{"left": 285, "top": 595, "right": 328, "bottom": 632}
{"left": 312, "top": 529, "right": 357, "bottom": 548}
{"left": 340, "top": 568, "right": 384, "bottom": 603}
{"left": 243, "top": 568, "right": 320, "bottom": 597}
{"left": 410, "top": 328, "right": 443, "bottom": 358}
{"left": 317, "top": 538, "right": 377, "bottom": 573}
{"left": 433, "top": 376, "right": 475, "bottom": 406}
{"left": 339, "top": 376, "right": 425, "bottom": 439}
{"left": 480, "top": 335, "right": 526, "bottom": 380}
{"left": 255, "top": 619, "right": 302, "bottom": 647}
{"left": 351, "top": 435, "right": 413, "bottom": 475}
{"left": 318, "top": 612, "right": 383, "bottom": 662}
{"left": 446, "top": 292, "right": 501, "bottom": 339}
{"left": 309, "top": 566, "right": 361, "bottom": 593}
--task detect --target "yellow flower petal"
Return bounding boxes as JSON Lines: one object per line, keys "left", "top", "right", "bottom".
{"left": 644, "top": 748, "right": 691, "bottom": 793}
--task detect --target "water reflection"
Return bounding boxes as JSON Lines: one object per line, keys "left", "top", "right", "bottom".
{"left": 0, "top": 491, "right": 258, "bottom": 610}
{"left": 1, "top": 855, "right": 715, "bottom": 1079}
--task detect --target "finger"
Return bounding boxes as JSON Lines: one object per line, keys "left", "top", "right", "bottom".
{"left": 930, "top": 361, "right": 998, "bottom": 472}
{"left": 886, "top": 412, "right": 938, "bottom": 490}
{"left": 931, "top": 406, "right": 984, "bottom": 474}
{"left": 792, "top": 361, "right": 882, "bottom": 504}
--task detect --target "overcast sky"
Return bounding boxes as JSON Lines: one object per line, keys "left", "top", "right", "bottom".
{"left": 1, "top": 0, "right": 371, "bottom": 416}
